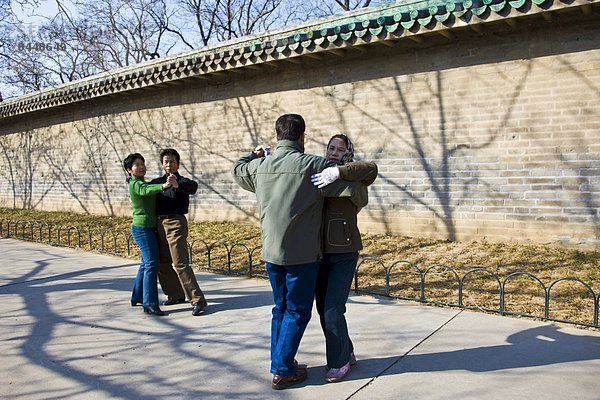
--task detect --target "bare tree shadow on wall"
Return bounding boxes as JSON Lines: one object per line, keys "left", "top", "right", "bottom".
{"left": 41, "top": 138, "right": 92, "bottom": 214}
{"left": 0, "top": 102, "right": 282, "bottom": 219}
{"left": 554, "top": 58, "right": 600, "bottom": 241}
{"left": 557, "top": 156, "right": 600, "bottom": 241}
{"left": 0, "top": 100, "right": 287, "bottom": 221}
{"left": 35, "top": 116, "right": 155, "bottom": 216}
{"left": 132, "top": 98, "right": 286, "bottom": 222}
{"left": 0, "top": 130, "right": 56, "bottom": 209}
{"left": 313, "top": 64, "right": 531, "bottom": 240}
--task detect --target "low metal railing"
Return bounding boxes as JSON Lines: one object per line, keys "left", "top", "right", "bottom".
{"left": 354, "top": 257, "right": 599, "bottom": 328}
{"left": 1, "top": 219, "right": 598, "bottom": 328}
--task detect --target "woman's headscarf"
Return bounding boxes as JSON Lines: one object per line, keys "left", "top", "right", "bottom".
{"left": 327, "top": 133, "right": 355, "bottom": 165}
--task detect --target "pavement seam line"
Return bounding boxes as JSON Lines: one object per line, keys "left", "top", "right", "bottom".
{"left": 346, "top": 309, "right": 464, "bottom": 399}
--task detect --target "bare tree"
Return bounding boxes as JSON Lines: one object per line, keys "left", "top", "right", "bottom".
{"left": 0, "top": 0, "right": 10, "bottom": 23}
{"left": 216, "top": 0, "right": 283, "bottom": 41}
{"left": 0, "top": 0, "right": 18, "bottom": 98}
{"left": 333, "top": 0, "right": 372, "bottom": 11}
{"left": 291, "top": 0, "right": 379, "bottom": 18}
{"left": 177, "top": 0, "right": 390, "bottom": 48}
{"left": 1, "top": 0, "right": 384, "bottom": 97}
{"left": 178, "top": 0, "right": 286, "bottom": 46}
{"left": 1, "top": 0, "right": 190, "bottom": 98}
{"left": 177, "top": 0, "right": 220, "bottom": 47}
{"left": 73, "top": 0, "right": 184, "bottom": 67}
{"left": 0, "top": 13, "right": 104, "bottom": 95}
{"left": 0, "top": 1, "right": 91, "bottom": 95}
{"left": 1, "top": 23, "right": 55, "bottom": 93}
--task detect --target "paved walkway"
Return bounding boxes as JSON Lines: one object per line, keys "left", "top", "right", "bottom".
{"left": 1, "top": 238, "right": 599, "bottom": 400}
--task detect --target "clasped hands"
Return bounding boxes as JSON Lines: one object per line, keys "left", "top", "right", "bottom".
{"left": 166, "top": 174, "right": 179, "bottom": 189}
{"left": 254, "top": 144, "right": 271, "bottom": 157}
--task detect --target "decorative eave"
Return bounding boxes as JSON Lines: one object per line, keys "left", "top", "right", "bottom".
{"left": 1, "top": 0, "right": 598, "bottom": 120}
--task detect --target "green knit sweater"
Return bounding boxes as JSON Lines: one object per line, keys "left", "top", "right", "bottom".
{"left": 128, "top": 177, "right": 164, "bottom": 228}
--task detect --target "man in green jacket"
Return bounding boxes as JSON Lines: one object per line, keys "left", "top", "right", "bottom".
{"left": 232, "top": 114, "right": 367, "bottom": 390}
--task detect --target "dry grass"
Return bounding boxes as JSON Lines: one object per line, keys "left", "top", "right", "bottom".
{"left": 2, "top": 207, "right": 599, "bottom": 328}
{"left": 358, "top": 235, "right": 600, "bottom": 326}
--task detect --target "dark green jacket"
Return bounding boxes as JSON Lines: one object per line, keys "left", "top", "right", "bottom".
{"left": 232, "top": 140, "right": 368, "bottom": 265}
{"left": 323, "top": 162, "right": 378, "bottom": 253}
{"left": 128, "top": 178, "right": 164, "bottom": 228}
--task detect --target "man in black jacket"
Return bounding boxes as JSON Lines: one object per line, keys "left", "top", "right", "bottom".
{"left": 151, "top": 148, "right": 207, "bottom": 316}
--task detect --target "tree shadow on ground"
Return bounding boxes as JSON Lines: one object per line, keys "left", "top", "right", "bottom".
{"left": 0, "top": 245, "right": 275, "bottom": 399}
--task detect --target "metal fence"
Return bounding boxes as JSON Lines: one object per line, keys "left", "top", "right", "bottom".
{"left": 1, "top": 219, "right": 598, "bottom": 329}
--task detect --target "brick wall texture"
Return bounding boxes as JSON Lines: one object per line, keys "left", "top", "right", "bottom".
{"left": 1, "top": 18, "right": 599, "bottom": 247}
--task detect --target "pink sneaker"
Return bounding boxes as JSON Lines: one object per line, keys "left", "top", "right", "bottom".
{"left": 325, "top": 361, "right": 351, "bottom": 383}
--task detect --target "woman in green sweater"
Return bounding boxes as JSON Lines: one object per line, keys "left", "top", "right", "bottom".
{"left": 123, "top": 153, "right": 175, "bottom": 316}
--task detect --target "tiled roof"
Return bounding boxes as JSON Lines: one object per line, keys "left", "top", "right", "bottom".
{"left": 0, "top": 0, "right": 596, "bottom": 119}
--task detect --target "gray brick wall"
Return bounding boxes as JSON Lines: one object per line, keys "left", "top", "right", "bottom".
{"left": 0, "top": 17, "right": 599, "bottom": 247}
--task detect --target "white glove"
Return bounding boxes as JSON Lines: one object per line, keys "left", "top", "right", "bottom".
{"left": 254, "top": 144, "right": 271, "bottom": 157}
{"left": 311, "top": 167, "right": 340, "bottom": 189}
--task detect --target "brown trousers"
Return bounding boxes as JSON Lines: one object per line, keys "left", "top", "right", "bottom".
{"left": 157, "top": 215, "right": 205, "bottom": 305}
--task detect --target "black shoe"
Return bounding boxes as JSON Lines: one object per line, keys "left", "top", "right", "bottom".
{"left": 192, "top": 299, "right": 208, "bottom": 316}
{"left": 164, "top": 298, "right": 186, "bottom": 306}
{"left": 131, "top": 300, "right": 141, "bottom": 307}
{"left": 143, "top": 305, "right": 166, "bottom": 316}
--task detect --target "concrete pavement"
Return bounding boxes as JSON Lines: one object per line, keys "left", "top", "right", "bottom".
{"left": 1, "top": 238, "right": 599, "bottom": 400}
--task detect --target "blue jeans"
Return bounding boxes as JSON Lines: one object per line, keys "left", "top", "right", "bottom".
{"left": 131, "top": 226, "right": 160, "bottom": 307}
{"left": 266, "top": 261, "right": 320, "bottom": 376}
{"left": 315, "top": 252, "right": 358, "bottom": 368}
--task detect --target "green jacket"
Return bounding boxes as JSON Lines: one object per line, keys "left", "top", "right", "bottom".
{"left": 128, "top": 178, "right": 164, "bottom": 228}
{"left": 323, "top": 162, "right": 378, "bottom": 253}
{"left": 232, "top": 140, "right": 368, "bottom": 265}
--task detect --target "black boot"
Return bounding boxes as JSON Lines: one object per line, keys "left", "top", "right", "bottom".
{"left": 143, "top": 305, "right": 166, "bottom": 316}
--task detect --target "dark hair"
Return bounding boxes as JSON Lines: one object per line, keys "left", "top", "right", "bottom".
{"left": 160, "top": 148, "right": 180, "bottom": 164}
{"left": 123, "top": 153, "right": 144, "bottom": 180}
{"left": 275, "top": 114, "right": 305, "bottom": 141}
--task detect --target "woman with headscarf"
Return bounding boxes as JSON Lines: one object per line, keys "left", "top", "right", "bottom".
{"left": 312, "top": 134, "right": 377, "bottom": 382}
